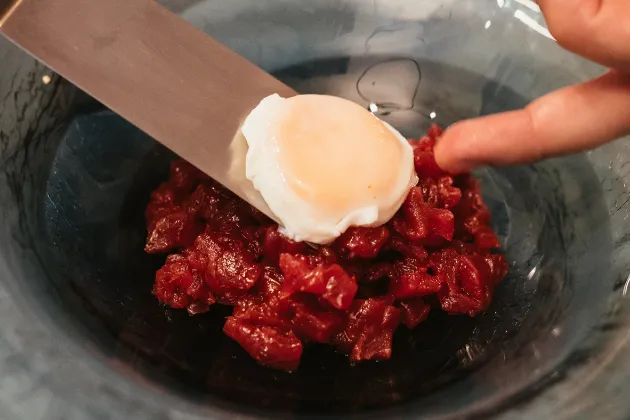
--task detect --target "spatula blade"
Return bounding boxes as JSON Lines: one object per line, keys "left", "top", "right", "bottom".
{"left": 0, "top": 0, "right": 296, "bottom": 220}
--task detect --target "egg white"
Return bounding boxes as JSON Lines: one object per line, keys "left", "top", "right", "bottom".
{"left": 241, "top": 94, "right": 417, "bottom": 244}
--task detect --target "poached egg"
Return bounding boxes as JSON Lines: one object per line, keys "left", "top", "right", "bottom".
{"left": 241, "top": 94, "right": 417, "bottom": 244}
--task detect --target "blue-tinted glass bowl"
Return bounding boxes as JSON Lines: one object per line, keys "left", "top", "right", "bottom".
{"left": 0, "top": 1, "right": 628, "bottom": 418}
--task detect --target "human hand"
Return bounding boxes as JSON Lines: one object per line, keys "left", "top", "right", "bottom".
{"left": 434, "top": 0, "right": 630, "bottom": 173}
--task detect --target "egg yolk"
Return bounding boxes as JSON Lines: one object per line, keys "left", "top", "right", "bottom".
{"left": 274, "top": 95, "right": 406, "bottom": 217}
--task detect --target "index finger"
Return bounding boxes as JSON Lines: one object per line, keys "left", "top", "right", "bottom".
{"left": 434, "top": 71, "right": 630, "bottom": 173}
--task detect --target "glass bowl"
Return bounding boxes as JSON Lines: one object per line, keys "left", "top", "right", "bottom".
{"left": 0, "top": 0, "right": 628, "bottom": 419}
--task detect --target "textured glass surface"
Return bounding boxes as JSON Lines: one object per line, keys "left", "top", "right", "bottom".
{"left": 0, "top": 1, "right": 628, "bottom": 419}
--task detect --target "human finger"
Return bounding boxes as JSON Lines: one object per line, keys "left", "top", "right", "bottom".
{"left": 537, "top": 0, "right": 630, "bottom": 70}
{"left": 434, "top": 70, "right": 630, "bottom": 173}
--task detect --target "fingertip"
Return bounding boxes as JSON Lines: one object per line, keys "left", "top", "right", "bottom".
{"left": 435, "top": 111, "right": 536, "bottom": 172}
{"left": 435, "top": 120, "right": 485, "bottom": 174}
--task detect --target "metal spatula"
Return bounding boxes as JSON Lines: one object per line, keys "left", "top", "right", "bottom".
{"left": 0, "top": 0, "right": 296, "bottom": 220}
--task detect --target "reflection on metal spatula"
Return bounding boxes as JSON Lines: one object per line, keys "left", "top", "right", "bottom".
{"left": 0, "top": 0, "right": 296, "bottom": 221}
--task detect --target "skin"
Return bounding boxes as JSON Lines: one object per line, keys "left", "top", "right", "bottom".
{"left": 434, "top": 0, "right": 630, "bottom": 173}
